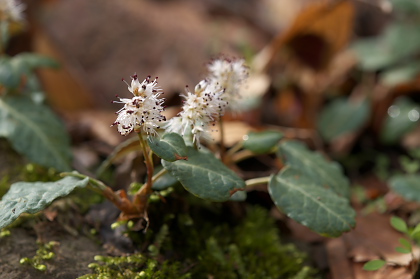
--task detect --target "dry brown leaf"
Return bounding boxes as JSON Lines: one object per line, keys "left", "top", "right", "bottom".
{"left": 326, "top": 212, "right": 418, "bottom": 279}
{"left": 33, "top": 27, "right": 96, "bottom": 112}
{"left": 327, "top": 238, "right": 353, "bottom": 279}
{"left": 254, "top": 0, "right": 355, "bottom": 73}
{"left": 274, "top": 0, "right": 354, "bottom": 70}
{"left": 346, "top": 213, "right": 419, "bottom": 264}
{"left": 353, "top": 262, "right": 412, "bottom": 279}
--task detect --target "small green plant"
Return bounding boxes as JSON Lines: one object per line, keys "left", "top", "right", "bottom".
{"left": 19, "top": 241, "right": 58, "bottom": 272}
{"left": 0, "top": 53, "right": 356, "bottom": 237}
{"left": 79, "top": 206, "right": 319, "bottom": 279}
{"left": 0, "top": 0, "right": 70, "bottom": 172}
{"left": 363, "top": 216, "right": 419, "bottom": 275}
{"left": 0, "top": 65, "right": 356, "bottom": 238}
{"left": 0, "top": 0, "right": 355, "bottom": 248}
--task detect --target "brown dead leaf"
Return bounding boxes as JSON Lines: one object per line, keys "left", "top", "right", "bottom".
{"left": 326, "top": 212, "right": 418, "bottom": 279}
{"left": 33, "top": 27, "right": 96, "bottom": 112}
{"left": 345, "top": 213, "right": 419, "bottom": 265}
{"left": 327, "top": 238, "right": 353, "bottom": 279}
{"left": 353, "top": 262, "right": 412, "bottom": 279}
{"left": 256, "top": 0, "right": 355, "bottom": 72}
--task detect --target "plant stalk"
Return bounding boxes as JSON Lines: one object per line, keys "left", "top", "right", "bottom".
{"left": 245, "top": 176, "right": 271, "bottom": 187}
{"left": 133, "top": 132, "right": 154, "bottom": 211}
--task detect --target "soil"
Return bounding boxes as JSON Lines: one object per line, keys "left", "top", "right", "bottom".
{"left": 0, "top": 226, "right": 104, "bottom": 279}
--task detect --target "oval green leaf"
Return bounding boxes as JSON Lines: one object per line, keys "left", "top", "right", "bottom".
{"left": 389, "top": 174, "right": 420, "bottom": 203}
{"left": 278, "top": 140, "right": 350, "bottom": 198}
{"left": 390, "top": 216, "right": 408, "bottom": 233}
{"left": 317, "top": 98, "right": 370, "bottom": 142}
{"left": 148, "top": 133, "right": 188, "bottom": 162}
{"left": 395, "top": 247, "right": 411, "bottom": 254}
{"left": 229, "top": 190, "right": 247, "bottom": 201}
{"left": 398, "top": 238, "right": 412, "bottom": 251}
{"left": 162, "top": 147, "right": 245, "bottom": 201}
{"left": 268, "top": 166, "right": 355, "bottom": 237}
{"left": 11, "top": 53, "right": 58, "bottom": 71}
{"left": 411, "top": 224, "right": 420, "bottom": 237}
{"left": 0, "top": 95, "right": 72, "bottom": 171}
{"left": 0, "top": 176, "right": 89, "bottom": 229}
{"left": 0, "top": 56, "right": 20, "bottom": 88}
{"left": 363, "top": 260, "right": 386, "bottom": 271}
{"left": 380, "top": 97, "right": 420, "bottom": 144}
{"left": 243, "top": 130, "right": 284, "bottom": 154}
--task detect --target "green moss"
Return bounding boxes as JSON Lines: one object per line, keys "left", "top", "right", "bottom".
{"left": 78, "top": 255, "right": 190, "bottom": 279}
{"left": 80, "top": 205, "right": 318, "bottom": 279}
{"left": 0, "top": 162, "right": 61, "bottom": 199}
{"left": 19, "top": 241, "right": 58, "bottom": 271}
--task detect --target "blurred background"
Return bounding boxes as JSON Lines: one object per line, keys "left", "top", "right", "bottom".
{"left": 7, "top": 0, "right": 420, "bottom": 177}
{"left": 4, "top": 1, "right": 420, "bottom": 278}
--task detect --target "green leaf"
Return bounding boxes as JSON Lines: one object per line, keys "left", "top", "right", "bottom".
{"left": 0, "top": 176, "right": 89, "bottom": 229}
{"left": 390, "top": 216, "right": 408, "bottom": 233}
{"left": 0, "top": 56, "right": 20, "bottom": 88}
{"left": 395, "top": 246, "right": 411, "bottom": 254}
{"left": 0, "top": 95, "right": 72, "bottom": 171}
{"left": 278, "top": 140, "right": 350, "bottom": 198}
{"left": 380, "top": 97, "right": 420, "bottom": 144}
{"left": 11, "top": 53, "right": 58, "bottom": 71}
{"left": 380, "top": 62, "right": 420, "bottom": 87}
{"left": 148, "top": 133, "right": 188, "bottom": 162}
{"left": 317, "top": 98, "right": 370, "bottom": 142}
{"left": 352, "top": 23, "right": 420, "bottom": 71}
{"left": 392, "top": 0, "right": 420, "bottom": 15}
{"left": 363, "top": 260, "right": 386, "bottom": 271}
{"left": 0, "top": 54, "right": 57, "bottom": 90}
{"left": 411, "top": 224, "right": 420, "bottom": 237}
{"left": 398, "top": 238, "right": 412, "bottom": 251}
{"left": 152, "top": 167, "right": 180, "bottom": 191}
{"left": 268, "top": 166, "right": 356, "bottom": 237}
{"left": 389, "top": 174, "right": 420, "bottom": 203}
{"left": 162, "top": 147, "right": 245, "bottom": 201}
{"left": 229, "top": 190, "right": 247, "bottom": 201}
{"left": 243, "top": 130, "right": 284, "bottom": 154}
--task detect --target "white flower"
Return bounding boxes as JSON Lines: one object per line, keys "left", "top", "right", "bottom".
{"left": 207, "top": 58, "right": 248, "bottom": 112}
{"left": 112, "top": 74, "right": 166, "bottom": 136}
{"left": 0, "top": 0, "right": 25, "bottom": 22}
{"left": 166, "top": 79, "right": 226, "bottom": 146}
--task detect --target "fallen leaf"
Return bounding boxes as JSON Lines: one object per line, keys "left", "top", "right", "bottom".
{"left": 256, "top": 0, "right": 355, "bottom": 71}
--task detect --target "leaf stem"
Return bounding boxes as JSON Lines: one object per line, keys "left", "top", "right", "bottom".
{"left": 133, "top": 132, "right": 154, "bottom": 210}
{"left": 60, "top": 172, "right": 108, "bottom": 191}
{"left": 152, "top": 167, "right": 168, "bottom": 184}
{"left": 219, "top": 117, "right": 226, "bottom": 163}
{"left": 232, "top": 149, "right": 255, "bottom": 163}
{"left": 245, "top": 176, "right": 271, "bottom": 187}
{"left": 226, "top": 140, "right": 243, "bottom": 158}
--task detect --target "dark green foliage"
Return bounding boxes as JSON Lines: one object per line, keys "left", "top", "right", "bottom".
{"left": 192, "top": 206, "right": 317, "bottom": 279}
{"left": 80, "top": 204, "right": 318, "bottom": 279}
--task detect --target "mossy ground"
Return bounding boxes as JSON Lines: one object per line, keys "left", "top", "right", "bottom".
{"left": 79, "top": 191, "right": 319, "bottom": 279}
{"left": 0, "top": 163, "right": 319, "bottom": 278}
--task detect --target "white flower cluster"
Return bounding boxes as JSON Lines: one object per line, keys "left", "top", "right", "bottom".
{"left": 0, "top": 0, "right": 25, "bottom": 22}
{"left": 166, "top": 80, "right": 227, "bottom": 145}
{"left": 207, "top": 58, "right": 248, "bottom": 113}
{"left": 113, "top": 58, "right": 248, "bottom": 145}
{"left": 165, "top": 58, "right": 248, "bottom": 146}
{"left": 112, "top": 74, "right": 166, "bottom": 136}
